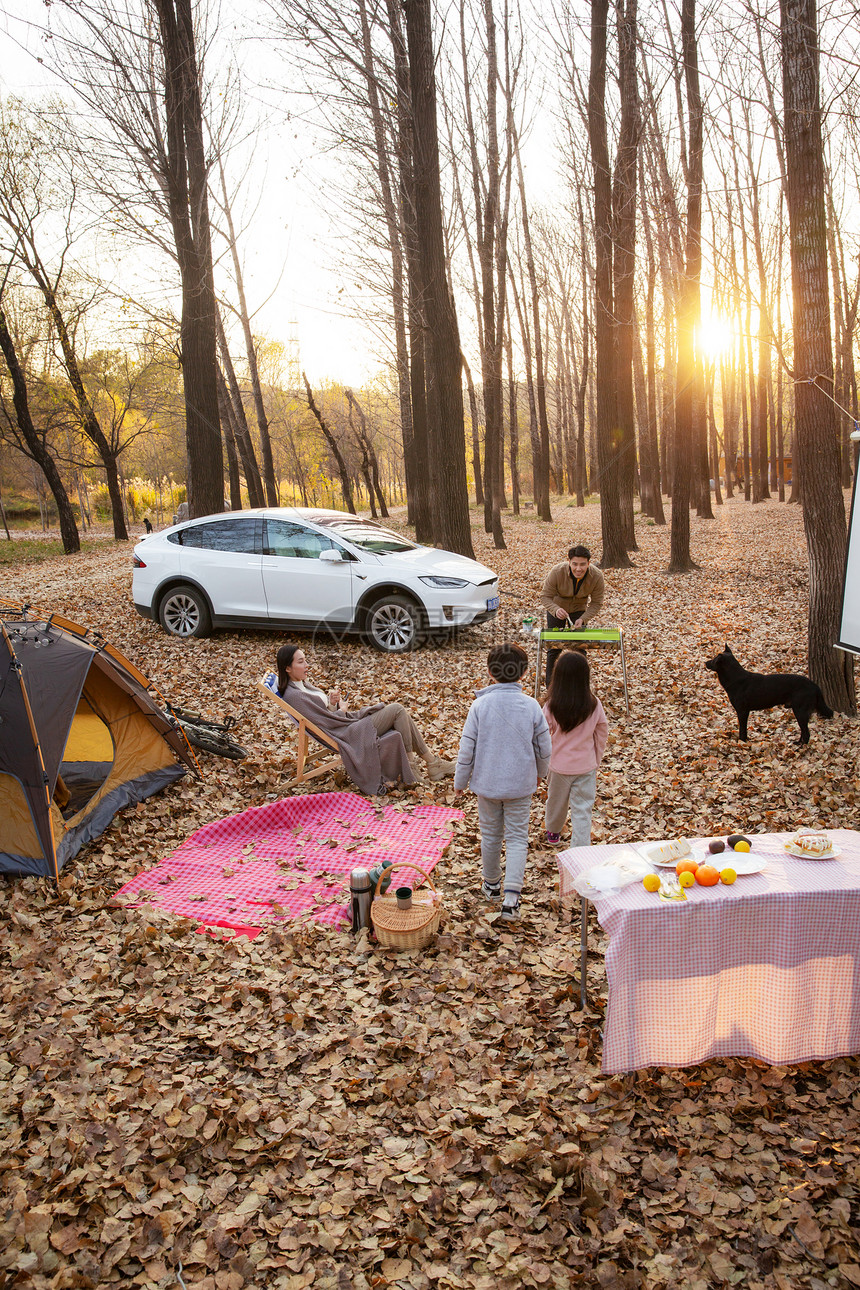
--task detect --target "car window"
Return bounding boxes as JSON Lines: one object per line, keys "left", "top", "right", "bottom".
{"left": 317, "top": 519, "right": 416, "bottom": 554}
{"left": 264, "top": 519, "right": 340, "bottom": 559}
{"left": 179, "top": 518, "right": 260, "bottom": 553}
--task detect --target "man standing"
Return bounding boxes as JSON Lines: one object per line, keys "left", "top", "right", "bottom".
{"left": 540, "top": 545, "right": 605, "bottom": 686}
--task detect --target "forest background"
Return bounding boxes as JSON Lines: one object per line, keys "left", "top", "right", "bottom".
{"left": 0, "top": 0, "right": 858, "bottom": 704}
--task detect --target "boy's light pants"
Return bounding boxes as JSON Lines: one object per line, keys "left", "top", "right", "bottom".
{"left": 545, "top": 768, "right": 597, "bottom": 844}
{"left": 477, "top": 795, "right": 532, "bottom": 899}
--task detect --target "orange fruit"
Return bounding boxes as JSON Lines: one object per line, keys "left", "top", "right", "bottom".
{"left": 678, "top": 870, "right": 695, "bottom": 889}
{"left": 676, "top": 858, "right": 699, "bottom": 876}
{"left": 643, "top": 873, "right": 661, "bottom": 893}
{"left": 720, "top": 867, "right": 737, "bottom": 885}
{"left": 695, "top": 864, "right": 720, "bottom": 887}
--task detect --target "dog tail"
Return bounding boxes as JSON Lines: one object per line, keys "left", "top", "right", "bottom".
{"left": 815, "top": 689, "right": 834, "bottom": 720}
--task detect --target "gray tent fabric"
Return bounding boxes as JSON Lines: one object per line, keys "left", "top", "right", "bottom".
{"left": 0, "top": 604, "right": 198, "bottom": 878}
{"left": 56, "top": 765, "right": 186, "bottom": 867}
{"left": 0, "top": 627, "right": 56, "bottom": 873}
{"left": 7, "top": 629, "right": 93, "bottom": 791}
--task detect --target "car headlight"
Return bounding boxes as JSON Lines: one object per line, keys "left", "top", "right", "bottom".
{"left": 418, "top": 576, "right": 471, "bottom": 589}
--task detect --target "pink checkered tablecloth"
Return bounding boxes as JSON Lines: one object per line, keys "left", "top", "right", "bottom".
{"left": 558, "top": 829, "right": 860, "bottom": 1074}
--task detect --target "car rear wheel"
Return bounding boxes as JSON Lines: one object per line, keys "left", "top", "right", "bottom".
{"left": 363, "top": 595, "right": 423, "bottom": 653}
{"left": 158, "top": 585, "right": 212, "bottom": 639}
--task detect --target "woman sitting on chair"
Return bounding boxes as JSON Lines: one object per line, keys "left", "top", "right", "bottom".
{"left": 275, "top": 644, "right": 455, "bottom": 793}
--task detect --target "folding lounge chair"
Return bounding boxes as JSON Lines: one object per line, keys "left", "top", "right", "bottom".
{"left": 259, "top": 673, "right": 344, "bottom": 789}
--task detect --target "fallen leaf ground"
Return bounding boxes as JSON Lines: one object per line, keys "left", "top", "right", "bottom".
{"left": 1, "top": 496, "right": 859, "bottom": 1290}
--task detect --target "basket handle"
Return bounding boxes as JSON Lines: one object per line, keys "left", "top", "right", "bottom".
{"left": 373, "top": 861, "right": 437, "bottom": 897}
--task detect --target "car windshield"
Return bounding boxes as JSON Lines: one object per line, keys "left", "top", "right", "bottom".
{"left": 317, "top": 520, "right": 417, "bottom": 554}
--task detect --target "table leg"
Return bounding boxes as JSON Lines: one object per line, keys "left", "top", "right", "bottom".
{"left": 580, "top": 897, "right": 589, "bottom": 1010}
{"left": 619, "top": 631, "right": 630, "bottom": 714}
{"left": 534, "top": 634, "right": 543, "bottom": 698}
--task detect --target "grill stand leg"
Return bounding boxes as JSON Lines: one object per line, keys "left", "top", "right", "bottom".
{"left": 619, "top": 630, "right": 630, "bottom": 715}
{"left": 580, "top": 897, "right": 589, "bottom": 1010}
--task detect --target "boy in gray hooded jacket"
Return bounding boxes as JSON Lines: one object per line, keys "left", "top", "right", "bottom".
{"left": 454, "top": 642, "right": 552, "bottom": 920}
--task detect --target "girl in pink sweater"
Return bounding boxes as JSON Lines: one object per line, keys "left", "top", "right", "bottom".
{"left": 542, "top": 651, "right": 609, "bottom": 846}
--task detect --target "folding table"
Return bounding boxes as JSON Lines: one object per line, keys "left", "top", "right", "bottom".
{"left": 534, "top": 626, "right": 629, "bottom": 712}
{"left": 557, "top": 829, "right": 860, "bottom": 1073}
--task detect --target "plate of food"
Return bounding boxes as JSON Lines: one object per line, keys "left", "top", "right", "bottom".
{"left": 783, "top": 829, "right": 841, "bottom": 860}
{"left": 635, "top": 839, "right": 700, "bottom": 868}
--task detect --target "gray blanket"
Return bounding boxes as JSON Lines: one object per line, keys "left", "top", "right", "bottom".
{"left": 282, "top": 682, "right": 416, "bottom": 795}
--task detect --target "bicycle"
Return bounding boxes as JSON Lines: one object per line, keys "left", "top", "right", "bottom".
{"left": 165, "top": 704, "right": 249, "bottom": 760}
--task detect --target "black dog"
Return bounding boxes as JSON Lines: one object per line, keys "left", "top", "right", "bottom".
{"left": 705, "top": 645, "right": 833, "bottom": 745}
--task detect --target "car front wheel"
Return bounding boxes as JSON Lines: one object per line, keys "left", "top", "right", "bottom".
{"left": 363, "top": 595, "right": 423, "bottom": 653}
{"left": 158, "top": 585, "right": 212, "bottom": 639}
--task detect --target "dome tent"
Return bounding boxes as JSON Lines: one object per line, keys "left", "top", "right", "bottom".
{"left": 0, "top": 601, "right": 198, "bottom": 878}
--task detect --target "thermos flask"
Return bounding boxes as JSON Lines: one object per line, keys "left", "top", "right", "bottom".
{"left": 350, "top": 868, "right": 373, "bottom": 933}
{"left": 368, "top": 859, "right": 394, "bottom": 894}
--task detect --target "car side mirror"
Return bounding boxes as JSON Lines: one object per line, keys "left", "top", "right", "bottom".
{"left": 318, "top": 548, "right": 344, "bottom": 563}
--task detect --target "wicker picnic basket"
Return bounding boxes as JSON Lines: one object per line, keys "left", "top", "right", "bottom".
{"left": 371, "top": 862, "right": 443, "bottom": 950}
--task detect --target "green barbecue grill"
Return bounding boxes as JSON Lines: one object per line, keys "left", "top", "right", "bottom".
{"left": 534, "top": 626, "right": 629, "bottom": 713}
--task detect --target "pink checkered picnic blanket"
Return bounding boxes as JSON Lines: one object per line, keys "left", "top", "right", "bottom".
{"left": 117, "top": 792, "right": 461, "bottom": 938}
{"left": 558, "top": 829, "right": 860, "bottom": 1073}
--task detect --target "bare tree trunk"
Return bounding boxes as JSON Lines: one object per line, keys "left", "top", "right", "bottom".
{"left": 217, "top": 376, "right": 243, "bottom": 510}
{"left": 385, "top": 0, "right": 433, "bottom": 542}
{"left": 707, "top": 363, "right": 723, "bottom": 506}
{"left": 510, "top": 128, "right": 551, "bottom": 522}
{"left": 575, "top": 186, "right": 590, "bottom": 509}
{"left": 216, "top": 312, "right": 264, "bottom": 507}
{"left": 640, "top": 167, "right": 665, "bottom": 523}
{"left": 780, "top": 0, "right": 855, "bottom": 712}
{"left": 0, "top": 305, "right": 80, "bottom": 553}
{"left": 589, "top": 0, "right": 630, "bottom": 566}
{"left": 506, "top": 332, "right": 520, "bottom": 514}
{"left": 613, "top": 0, "right": 639, "bottom": 551}
{"left": 404, "top": 0, "right": 474, "bottom": 557}
{"left": 669, "top": 0, "right": 701, "bottom": 573}
{"left": 216, "top": 157, "right": 278, "bottom": 506}
{"left": 695, "top": 362, "right": 713, "bottom": 518}
{"left": 42, "top": 297, "right": 128, "bottom": 539}
{"left": 345, "top": 388, "right": 389, "bottom": 518}
{"left": 153, "top": 0, "right": 223, "bottom": 518}
{"left": 303, "top": 374, "right": 356, "bottom": 514}
{"left": 462, "top": 355, "right": 484, "bottom": 508}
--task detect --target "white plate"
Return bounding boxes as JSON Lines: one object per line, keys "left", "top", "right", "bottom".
{"left": 636, "top": 841, "right": 768, "bottom": 875}
{"left": 719, "top": 853, "right": 767, "bottom": 875}
{"left": 635, "top": 840, "right": 697, "bottom": 868}
{"left": 783, "top": 841, "right": 841, "bottom": 860}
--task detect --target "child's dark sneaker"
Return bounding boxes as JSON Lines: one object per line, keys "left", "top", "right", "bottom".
{"left": 481, "top": 880, "right": 501, "bottom": 902}
{"left": 545, "top": 832, "right": 561, "bottom": 844}
{"left": 500, "top": 897, "right": 521, "bottom": 921}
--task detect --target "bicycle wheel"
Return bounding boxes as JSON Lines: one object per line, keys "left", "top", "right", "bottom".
{"left": 181, "top": 725, "right": 248, "bottom": 760}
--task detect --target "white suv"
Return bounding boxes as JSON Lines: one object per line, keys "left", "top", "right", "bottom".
{"left": 132, "top": 508, "right": 500, "bottom": 652}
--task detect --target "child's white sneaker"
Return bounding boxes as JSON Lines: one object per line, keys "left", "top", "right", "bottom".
{"left": 481, "top": 880, "right": 501, "bottom": 902}
{"left": 500, "top": 897, "right": 521, "bottom": 921}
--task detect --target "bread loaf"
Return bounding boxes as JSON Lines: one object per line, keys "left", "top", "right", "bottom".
{"left": 646, "top": 839, "right": 692, "bottom": 864}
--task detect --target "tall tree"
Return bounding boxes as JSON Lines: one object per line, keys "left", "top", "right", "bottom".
{"left": 152, "top": 0, "right": 223, "bottom": 516}
{"left": 50, "top": 0, "right": 224, "bottom": 517}
{"left": 404, "top": 0, "right": 475, "bottom": 557}
{"left": 613, "top": 0, "right": 640, "bottom": 551}
{"left": 0, "top": 101, "right": 129, "bottom": 539}
{"left": 588, "top": 0, "right": 630, "bottom": 566}
{"left": 668, "top": 0, "right": 702, "bottom": 573}
{"left": 215, "top": 155, "right": 279, "bottom": 506}
{"left": 303, "top": 373, "right": 356, "bottom": 514}
{"left": 779, "top": 0, "right": 855, "bottom": 712}
{"left": 0, "top": 301, "right": 80, "bottom": 554}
